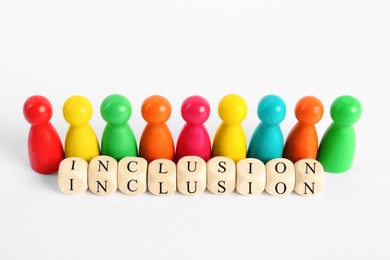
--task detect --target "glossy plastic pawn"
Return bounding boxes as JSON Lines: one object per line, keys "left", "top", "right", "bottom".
{"left": 247, "top": 95, "right": 286, "bottom": 163}
{"left": 23, "top": 95, "right": 64, "bottom": 174}
{"left": 317, "top": 95, "right": 362, "bottom": 173}
{"left": 212, "top": 94, "right": 248, "bottom": 163}
{"left": 63, "top": 95, "right": 100, "bottom": 162}
{"left": 283, "top": 96, "right": 324, "bottom": 163}
{"left": 139, "top": 95, "right": 175, "bottom": 163}
{"left": 100, "top": 94, "right": 138, "bottom": 161}
{"left": 176, "top": 95, "right": 211, "bottom": 162}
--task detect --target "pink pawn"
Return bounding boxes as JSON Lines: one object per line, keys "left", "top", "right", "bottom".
{"left": 23, "top": 95, "right": 64, "bottom": 174}
{"left": 176, "top": 95, "right": 211, "bottom": 162}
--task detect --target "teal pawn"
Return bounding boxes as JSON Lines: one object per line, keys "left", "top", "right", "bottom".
{"left": 101, "top": 94, "right": 138, "bottom": 160}
{"left": 317, "top": 95, "right": 362, "bottom": 173}
{"left": 247, "top": 95, "right": 286, "bottom": 163}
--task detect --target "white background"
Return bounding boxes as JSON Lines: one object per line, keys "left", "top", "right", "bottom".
{"left": 1, "top": 0, "right": 389, "bottom": 259}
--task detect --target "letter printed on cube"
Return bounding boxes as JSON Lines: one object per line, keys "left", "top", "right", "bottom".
{"left": 177, "top": 156, "right": 206, "bottom": 195}
{"left": 148, "top": 159, "right": 176, "bottom": 196}
{"left": 88, "top": 155, "right": 118, "bottom": 195}
{"left": 236, "top": 158, "right": 266, "bottom": 195}
{"left": 118, "top": 157, "right": 148, "bottom": 195}
{"left": 58, "top": 157, "right": 88, "bottom": 195}
{"left": 206, "top": 156, "right": 236, "bottom": 195}
{"left": 265, "top": 158, "right": 295, "bottom": 196}
{"left": 294, "top": 159, "right": 324, "bottom": 196}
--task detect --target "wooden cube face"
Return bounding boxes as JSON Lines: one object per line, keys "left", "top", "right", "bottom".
{"left": 236, "top": 158, "right": 266, "bottom": 195}
{"left": 294, "top": 159, "right": 324, "bottom": 196}
{"left": 265, "top": 158, "right": 295, "bottom": 196}
{"left": 58, "top": 157, "right": 88, "bottom": 195}
{"left": 206, "top": 156, "right": 236, "bottom": 195}
{"left": 118, "top": 157, "right": 148, "bottom": 195}
{"left": 177, "top": 156, "right": 206, "bottom": 195}
{"left": 88, "top": 155, "right": 118, "bottom": 195}
{"left": 147, "top": 159, "right": 176, "bottom": 196}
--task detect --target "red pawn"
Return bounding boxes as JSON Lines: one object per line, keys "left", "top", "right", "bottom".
{"left": 176, "top": 95, "right": 211, "bottom": 162}
{"left": 23, "top": 95, "right": 64, "bottom": 174}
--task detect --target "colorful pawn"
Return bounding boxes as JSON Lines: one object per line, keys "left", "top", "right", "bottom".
{"left": 212, "top": 94, "right": 247, "bottom": 163}
{"left": 247, "top": 95, "right": 286, "bottom": 163}
{"left": 139, "top": 95, "right": 175, "bottom": 163}
{"left": 283, "top": 96, "right": 324, "bottom": 163}
{"left": 317, "top": 95, "right": 362, "bottom": 173}
{"left": 176, "top": 95, "right": 211, "bottom": 161}
{"left": 23, "top": 95, "right": 64, "bottom": 174}
{"left": 63, "top": 95, "right": 100, "bottom": 162}
{"left": 100, "top": 94, "right": 138, "bottom": 161}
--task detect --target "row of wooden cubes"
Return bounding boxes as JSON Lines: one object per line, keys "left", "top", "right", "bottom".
{"left": 58, "top": 155, "right": 324, "bottom": 196}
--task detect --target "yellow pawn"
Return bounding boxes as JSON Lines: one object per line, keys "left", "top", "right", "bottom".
{"left": 212, "top": 94, "right": 248, "bottom": 162}
{"left": 63, "top": 95, "right": 100, "bottom": 162}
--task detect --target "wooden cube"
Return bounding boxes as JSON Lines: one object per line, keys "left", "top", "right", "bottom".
{"left": 58, "top": 157, "right": 88, "bottom": 195}
{"left": 236, "top": 158, "right": 266, "bottom": 195}
{"left": 118, "top": 157, "right": 148, "bottom": 195}
{"left": 294, "top": 159, "right": 324, "bottom": 196}
{"left": 265, "top": 158, "right": 295, "bottom": 196}
{"left": 88, "top": 155, "right": 118, "bottom": 195}
{"left": 206, "top": 156, "right": 236, "bottom": 195}
{"left": 177, "top": 156, "right": 206, "bottom": 195}
{"left": 148, "top": 159, "right": 176, "bottom": 196}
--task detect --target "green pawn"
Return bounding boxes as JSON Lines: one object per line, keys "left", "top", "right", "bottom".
{"left": 101, "top": 94, "right": 138, "bottom": 160}
{"left": 317, "top": 95, "right": 362, "bottom": 173}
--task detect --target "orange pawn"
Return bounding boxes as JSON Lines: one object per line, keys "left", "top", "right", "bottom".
{"left": 283, "top": 96, "right": 324, "bottom": 163}
{"left": 139, "top": 95, "right": 175, "bottom": 163}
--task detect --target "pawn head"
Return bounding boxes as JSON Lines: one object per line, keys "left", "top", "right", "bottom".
{"left": 257, "top": 95, "right": 286, "bottom": 125}
{"left": 181, "top": 95, "right": 210, "bottom": 124}
{"left": 63, "top": 95, "right": 93, "bottom": 126}
{"left": 141, "top": 95, "right": 171, "bottom": 124}
{"left": 330, "top": 95, "right": 362, "bottom": 126}
{"left": 218, "top": 94, "right": 247, "bottom": 124}
{"left": 23, "top": 95, "right": 53, "bottom": 125}
{"left": 295, "top": 96, "right": 324, "bottom": 124}
{"left": 101, "top": 94, "right": 132, "bottom": 125}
